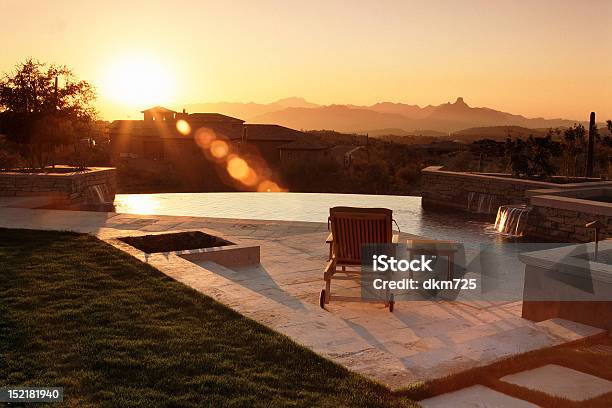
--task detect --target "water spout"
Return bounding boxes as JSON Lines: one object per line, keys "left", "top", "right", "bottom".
{"left": 467, "top": 191, "right": 498, "bottom": 214}
{"left": 86, "top": 184, "right": 111, "bottom": 205}
{"left": 495, "top": 205, "right": 530, "bottom": 236}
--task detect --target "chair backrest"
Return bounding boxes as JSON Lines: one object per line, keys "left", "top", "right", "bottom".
{"left": 329, "top": 206, "right": 393, "bottom": 264}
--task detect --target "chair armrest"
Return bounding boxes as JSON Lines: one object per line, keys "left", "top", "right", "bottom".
{"left": 326, "top": 232, "right": 333, "bottom": 244}
{"left": 324, "top": 259, "right": 336, "bottom": 277}
{"left": 392, "top": 234, "right": 400, "bottom": 244}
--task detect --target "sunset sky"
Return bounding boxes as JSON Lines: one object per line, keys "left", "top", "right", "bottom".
{"left": 1, "top": 0, "right": 611, "bottom": 121}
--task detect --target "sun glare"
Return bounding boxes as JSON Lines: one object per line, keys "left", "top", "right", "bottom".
{"left": 118, "top": 195, "right": 160, "bottom": 215}
{"left": 176, "top": 119, "right": 191, "bottom": 135}
{"left": 103, "top": 56, "right": 174, "bottom": 107}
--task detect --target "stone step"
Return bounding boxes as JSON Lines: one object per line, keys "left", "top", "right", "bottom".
{"left": 500, "top": 364, "right": 612, "bottom": 402}
{"left": 533, "top": 317, "right": 606, "bottom": 343}
{"left": 420, "top": 384, "right": 538, "bottom": 408}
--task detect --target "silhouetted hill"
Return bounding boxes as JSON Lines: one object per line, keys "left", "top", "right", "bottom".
{"left": 363, "top": 128, "right": 448, "bottom": 137}
{"left": 450, "top": 125, "right": 549, "bottom": 142}
{"left": 419, "top": 97, "right": 578, "bottom": 131}
{"left": 253, "top": 105, "right": 410, "bottom": 132}
{"left": 275, "top": 97, "right": 318, "bottom": 109}
{"left": 352, "top": 102, "right": 436, "bottom": 119}
{"left": 183, "top": 97, "right": 320, "bottom": 122}
{"left": 187, "top": 97, "right": 583, "bottom": 133}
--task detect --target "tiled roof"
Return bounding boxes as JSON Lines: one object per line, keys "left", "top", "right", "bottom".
{"left": 140, "top": 106, "right": 176, "bottom": 113}
{"left": 244, "top": 124, "right": 305, "bottom": 141}
{"left": 189, "top": 113, "right": 245, "bottom": 123}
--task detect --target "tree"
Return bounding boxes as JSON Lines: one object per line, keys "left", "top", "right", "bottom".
{"left": 0, "top": 59, "right": 97, "bottom": 169}
{"left": 527, "top": 134, "right": 561, "bottom": 177}
{"left": 505, "top": 138, "right": 531, "bottom": 177}
{"left": 505, "top": 135, "right": 560, "bottom": 178}
{"left": 561, "top": 124, "right": 586, "bottom": 176}
{"left": 351, "top": 161, "right": 391, "bottom": 194}
{"left": 470, "top": 139, "right": 505, "bottom": 171}
{"left": 604, "top": 120, "right": 612, "bottom": 147}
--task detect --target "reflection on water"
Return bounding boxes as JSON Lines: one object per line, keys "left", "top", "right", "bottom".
{"left": 114, "top": 192, "right": 517, "bottom": 244}
{"left": 114, "top": 192, "right": 562, "bottom": 301}
{"left": 116, "top": 194, "right": 161, "bottom": 215}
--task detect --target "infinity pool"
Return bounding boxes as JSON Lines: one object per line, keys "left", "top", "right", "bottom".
{"left": 114, "top": 192, "right": 505, "bottom": 244}
{"left": 114, "top": 192, "right": 552, "bottom": 301}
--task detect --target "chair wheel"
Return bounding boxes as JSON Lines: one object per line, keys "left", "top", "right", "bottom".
{"left": 319, "top": 289, "right": 326, "bottom": 309}
{"left": 389, "top": 293, "right": 395, "bottom": 312}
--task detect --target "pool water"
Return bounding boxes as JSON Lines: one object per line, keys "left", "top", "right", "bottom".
{"left": 114, "top": 192, "right": 558, "bottom": 301}
{"left": 114, "top": 192, "right": 511, "bottom": 244}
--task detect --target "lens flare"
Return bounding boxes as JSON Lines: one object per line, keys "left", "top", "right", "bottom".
{"left": 176, "top": 119, "right": 191, "bottom": 135}
{"left": 227, "top": 155, "right": 250, "bottom": 181}
{"left": 210, "top": 140, "right": 229, "bottom": 159}
{"left": 242, "top": 168, "right": 259, "bottom": 187}
{"left": 257, "top": 180, "right": 283, "bottom": 192}
{"left": 194, "top": 128, "right": 216, "bottom": 149}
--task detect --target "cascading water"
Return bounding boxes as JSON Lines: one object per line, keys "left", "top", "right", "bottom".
{"left": 494, "top": 205, "right": 530, "bottom": 236}
{"left": 467, "top": 191, "right": 498, "bottom": 214}
{"left": 86, "top": 184, "right": 111, "bottom": 204}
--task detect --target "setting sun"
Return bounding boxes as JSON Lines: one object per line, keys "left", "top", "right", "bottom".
{"left": 102, "top": 56, "right": 174, "bottom": 107}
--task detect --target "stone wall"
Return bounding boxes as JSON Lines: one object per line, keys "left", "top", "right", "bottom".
{"left": 0, "top": 167, "right": 116, "bottom": 207}
{"left": 524, "top": 207, "right": 597, "bottom": 242}
{"left": 421, "top": 166, "right": 612, "bottom": 218}
{"left": 525, "top": 194, "right": 612, "bottom": 242}
{"left": 421, "top": 166, "right": 563, "bottom": 216}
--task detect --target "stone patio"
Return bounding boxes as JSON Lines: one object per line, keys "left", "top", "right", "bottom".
{"left": 420, "top": 384, "right": 538, "bottom": 408}
{"left": 500, "top": 364, "right": 612, "bottom": 401}
{"left": 0, "top": 203, "right": 606, "bottom": 390}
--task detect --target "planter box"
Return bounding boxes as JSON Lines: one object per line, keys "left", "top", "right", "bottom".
{"left": 0, "top": 166, "right": 116, "bottom": 207}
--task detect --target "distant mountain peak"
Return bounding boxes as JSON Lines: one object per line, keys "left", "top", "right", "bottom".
{"left": 187, "top": 96, "right": 580, "bottom": 134}
{"left": 274, "top": 97, "right": 318, "bottom": 108}
{"left": 454, "top": 97, "right": 468, "bottom": 106}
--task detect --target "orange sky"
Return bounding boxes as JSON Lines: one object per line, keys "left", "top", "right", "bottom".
{"left": 1, "top": 0, "right": 611, "bottom": 121}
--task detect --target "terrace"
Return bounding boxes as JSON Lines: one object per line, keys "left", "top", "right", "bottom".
{"left": 1, "top": 191, "right": 610, "bottom": 406}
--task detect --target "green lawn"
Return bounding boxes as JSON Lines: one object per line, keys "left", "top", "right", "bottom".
{"left": 0, "top": 228, "right": 416, "bottom": 407}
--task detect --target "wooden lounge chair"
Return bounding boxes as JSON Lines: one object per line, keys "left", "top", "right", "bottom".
{"left": 320, "top": 206, "right": 399, "bottom": 312}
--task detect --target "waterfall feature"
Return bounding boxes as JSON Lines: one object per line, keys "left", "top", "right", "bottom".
{"left": 86, "top": 184, "right": 111, "bottom": 205}
{"left": 467, "top": 192, "right": 498, "bottom": 214}
{"left": 494, "top": 205, "right": 530, "bottom": 236}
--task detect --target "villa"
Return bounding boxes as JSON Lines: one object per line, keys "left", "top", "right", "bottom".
{"left": 109, "top": 106, "right": 307, "bottom": 166}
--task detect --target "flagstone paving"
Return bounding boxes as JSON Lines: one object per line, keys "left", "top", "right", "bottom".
{"left": 419, "top": 384, "right": 539, "bottom": 408}
{"left": 500, "top": 364, "right": 612, "bottom": 402}
{"left": 0, "top": 204, "right": 606, "bottom": 390}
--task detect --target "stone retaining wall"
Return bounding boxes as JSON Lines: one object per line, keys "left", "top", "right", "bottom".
{"left": 421, "top": 166, "right": 562, "bottom": 215}
{"left": 421, "top": 166, "right": 612, "bottom": 217}
{"left": 525, "top": 193, "right": 612, "bottom": 242}
{"left": 525, "top": 207, "right": 597, "bottom": 242}
{"left": 0, "top": 167, "right": 116, "bottom": 206}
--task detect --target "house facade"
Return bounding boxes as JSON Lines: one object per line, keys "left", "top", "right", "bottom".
{"left": 109, "top": 107, "right": 245, "bottom": 161}
{"left": 109, "top": 107, "right": 308, "bottom": 167}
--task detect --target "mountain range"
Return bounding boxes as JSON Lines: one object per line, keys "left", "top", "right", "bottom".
{"left": 184, "top": 97, "right": 583, "bottom": 134}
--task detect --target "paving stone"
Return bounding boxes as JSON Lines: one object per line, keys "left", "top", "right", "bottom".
{"left": 500, "top": 364, "right": 612, "bottom": 401}
{"left": 0, "top": 205, "right": 605, "bottom": 390}
{"left": 420, "top": 385, "right": 538, "bottom": 408}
